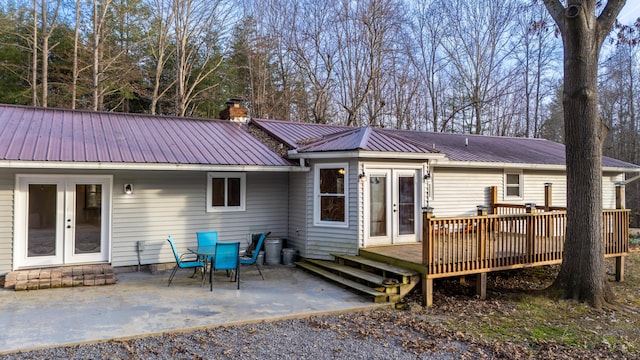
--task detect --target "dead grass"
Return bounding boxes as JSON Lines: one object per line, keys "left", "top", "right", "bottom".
{"left": 402, "top": 252, "right": 640, "bottom": 358}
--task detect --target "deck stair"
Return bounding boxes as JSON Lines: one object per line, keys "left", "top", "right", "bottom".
{"left": 295, "top": 254, "right": 420, "bottom": 304}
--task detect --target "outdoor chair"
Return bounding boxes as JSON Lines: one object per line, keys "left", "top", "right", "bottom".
{"left": 240, "top": 232, "right": 270, "bottom": 280}
{"left": 196, "top": 230, "right": 218, "bottom": 262}
{"left": 167, "top": 236, "right": 206, "bottom": 287}
{"left": 210, "top": 241, "right": 240, "bottom": 290}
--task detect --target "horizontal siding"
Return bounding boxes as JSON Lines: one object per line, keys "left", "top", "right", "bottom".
{"left": 305, "top": 160, "right": 358, "bottom": 260}
{"left": 0, "top": 172, "right": 14, "bottom": 274}
{"left": 287, "top": 172, "right": 307, "bottom": 256}
{"left": 603, "top": 173, "right": 624, "bottom": 209}
{"left": 430, "top": 168, "right": 503, "bottom": 217}
{"left": 522, "top": 170, "right": 567, "bottom": 208}
{"left": 111, "top": 171, "right": 288, "bottom": 267}
{"left": 432, "top": 168, "right": 625, "bottom": 218}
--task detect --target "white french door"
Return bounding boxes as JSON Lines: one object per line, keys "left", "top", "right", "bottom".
{"left": 14, "top": 175, "right": 111, "bottom": 269}
{"left": 365, "top": 169, "right": 419, "bottom": 246}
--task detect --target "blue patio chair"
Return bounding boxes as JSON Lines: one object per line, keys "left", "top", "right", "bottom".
{"left": 196, "top": 231, "right": 218, "bottom": 284}
{"left": 167, "top": 236, "right": 206, "bottom": 287}
{"left": 240, "top": 232, "right": 270, "bottom": 280}
{"left": 196, "top": 231, "right": 218, "bottom": 262}
{"left": 210, "top": 241, "right": 240, "bottom": 291}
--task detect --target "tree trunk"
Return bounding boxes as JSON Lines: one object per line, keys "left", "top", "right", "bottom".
{"left": 41, "top": 0, "right": 48, "bottom": 108}
{"left": 543, "top": 0, "right": 625, "bottom": 308}
{"left": 32, "top": 0, "right": 38, "bottom": 106}
{"left": 71, "top": 0, "right": 80, "bottom": 110}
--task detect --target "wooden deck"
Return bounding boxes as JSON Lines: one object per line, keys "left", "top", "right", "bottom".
{"left": 360, "top": 208, "right": 630, "bottom": 307}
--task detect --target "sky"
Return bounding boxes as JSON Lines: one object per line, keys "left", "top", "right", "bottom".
{"left": 619, "top": 1, "right": 640, "bottom": 24}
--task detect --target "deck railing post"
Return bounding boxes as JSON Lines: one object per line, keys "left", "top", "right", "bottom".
{"left": 544, "top": 183, "right": 552, "bottom": 212}
{"left": 422, "top": 206, "right": 434, "bottom": 307}
{"left": 544, "top": 183, "right": 554, "bottom": 238}
{"left": 476, "top": 206, "right": 487, "bottom": 268}
{"left": 616, "top": 182, "right": 625, "bottom": 210}
{"left": 526, "top": 203, "right": 536, "bottom": 262}
{"left": 490, "top": 186, "right": 498, "bottom": 214}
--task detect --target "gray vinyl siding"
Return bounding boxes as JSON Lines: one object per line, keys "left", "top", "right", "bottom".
{"left": 110, "top": 170, "right": 289, "bottom": 267}
{"left": 0, "top": 169, "right": 288, "bottom": 271}
{"left": 430, "top": 168, "right": 503, "bottom": 217}
{"left": 431, "top": 167, "right": 624, "bottom": 218}
{"left": 0, "top": 171, "right": 14, "bottom": 274}
{"left": 304, "top": 159, "right": 359, "bottom": 260}
{"left": 287, "top": 172, "right": 307, "bottom": 257}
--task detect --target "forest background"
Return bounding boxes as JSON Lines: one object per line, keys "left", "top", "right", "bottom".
{"left": 1, "top": 0, "right": 639, "bottom": 219}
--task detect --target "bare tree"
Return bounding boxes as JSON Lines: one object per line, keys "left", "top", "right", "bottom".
{"left": 172, "top": 0, "right": 228, "bottom": 117}
{"left": 440, "top": 0, "right": 519, "bottom": 134}
{"left": 147, "top": 0, "right": 175, "bottom": 115}
{"left": 514, "top": 3, "right": 559, "bottom": 138}
{"left": 333, "top": 0, "right": 403, "bottom": 126}
{"left": 71, "top": 0, "right": 81, "bottom": 109}
{"left": 287, "top": 0, "right": 337, "bottom": 123}
{"left": 32, "top": 0, "right": 38, "bottom": 106}
{"left": 543, "top": 0, "right": 625, "bottom": 308}
{"left": 39, "top": 0, "right": 61, "bottom": 107}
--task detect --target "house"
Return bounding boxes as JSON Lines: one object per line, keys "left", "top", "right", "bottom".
{"left": 0, "top": 104, "right": 638, "bottom": 277}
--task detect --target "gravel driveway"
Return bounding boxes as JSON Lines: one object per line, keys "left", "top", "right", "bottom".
{"left": 2, "top": 309, "right": 492, "bottom": 359}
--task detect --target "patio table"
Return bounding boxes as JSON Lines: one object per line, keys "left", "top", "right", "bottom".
{"left": 188, "top": 245, "right": 216, "bottom": 290}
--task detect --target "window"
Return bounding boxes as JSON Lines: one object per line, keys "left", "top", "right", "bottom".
{"left": 315, "top": 164, "right": 348, "bottom": 226}
{"left": 207, "top": 173, "right": 246, "bottom": 212}
{"left": 505, "top": 171, "right": 523, "bottom": 199}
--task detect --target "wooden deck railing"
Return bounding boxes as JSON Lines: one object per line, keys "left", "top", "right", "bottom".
{"left": 420, "top": 208, "right": 630, "bottom": 306}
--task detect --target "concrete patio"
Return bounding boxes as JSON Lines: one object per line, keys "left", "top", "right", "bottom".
{"left": 0, "top": 265, "right": 387, "bottom": 355}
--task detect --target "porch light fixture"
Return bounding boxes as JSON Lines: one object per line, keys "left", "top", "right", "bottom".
{"left": 358, "top": 171, "right": 366, "bottom": 183}
{"left": 124, "top": 184, "right": 133, "bottom": 195}
{"left": 423, "top": 171, "right": 431, "bottom": 181}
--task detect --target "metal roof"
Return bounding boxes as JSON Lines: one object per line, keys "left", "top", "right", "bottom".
{"left": 250, "top": 118, "right": 639, "bottom": 170}
{"left": 250, "top": 118, "right": 350, "bottom": 148}
{"left": 0, "top": 105, "right": 294, "bottom": 167}
{"left": 296, "top": 127, "right": 439, "bottom": 154}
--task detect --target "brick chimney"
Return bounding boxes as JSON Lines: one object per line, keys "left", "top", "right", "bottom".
{"left": 219, "top": 99, "right": 248, "bottom": 122}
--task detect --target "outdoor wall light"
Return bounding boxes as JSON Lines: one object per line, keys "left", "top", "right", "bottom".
{"left": 358, "top": 171, "right": 367, "bottom": 183}
{"left": 423, "top": 172, "right": 431, "bottom": 181}
{"left": 124, "top": 184, "right": 133, "bottom": 195}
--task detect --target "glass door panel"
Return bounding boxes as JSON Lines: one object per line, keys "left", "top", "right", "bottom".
{"left": 369, "top": 175, "right": 388, "bottom": 237}
{"left": 27, "top": 184, "right": 58, "bottom": 257}
{"left": 397, "top": 176, "right": 416, "bottom": 236}
{"left": 74, "top": 184, "right": 102, "bottom": 255}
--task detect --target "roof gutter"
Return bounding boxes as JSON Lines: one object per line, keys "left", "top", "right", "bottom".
{"left": 0, "top": 160, "right": 309, "bottom": 172}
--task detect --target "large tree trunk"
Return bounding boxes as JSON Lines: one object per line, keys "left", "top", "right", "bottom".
{"left": 543, "top": 0, "right": 625, "bottom": 308}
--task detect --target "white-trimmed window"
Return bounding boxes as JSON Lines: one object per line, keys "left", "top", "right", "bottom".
{"left": 314, "top": 163, "right": 348, "bottom": 226}
{"left": 207, "top": 172, "right": 246, "bottom": 212}
{"left": 504, "top": 171, "right": 523, "bottom": 199}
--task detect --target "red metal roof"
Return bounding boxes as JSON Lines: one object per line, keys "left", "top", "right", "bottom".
{"left": 296, "top": 127, "right": 439, "bottom": 154}
{"left": 0, "top": 105, "right": 293, "bottom": 167}
{"left": 251, "top": 118, "right": 639, "bottom": 169}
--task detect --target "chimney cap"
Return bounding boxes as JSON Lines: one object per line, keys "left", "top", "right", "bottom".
{"left": 225, "top": 98, "right": 244, "bottom": 105}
